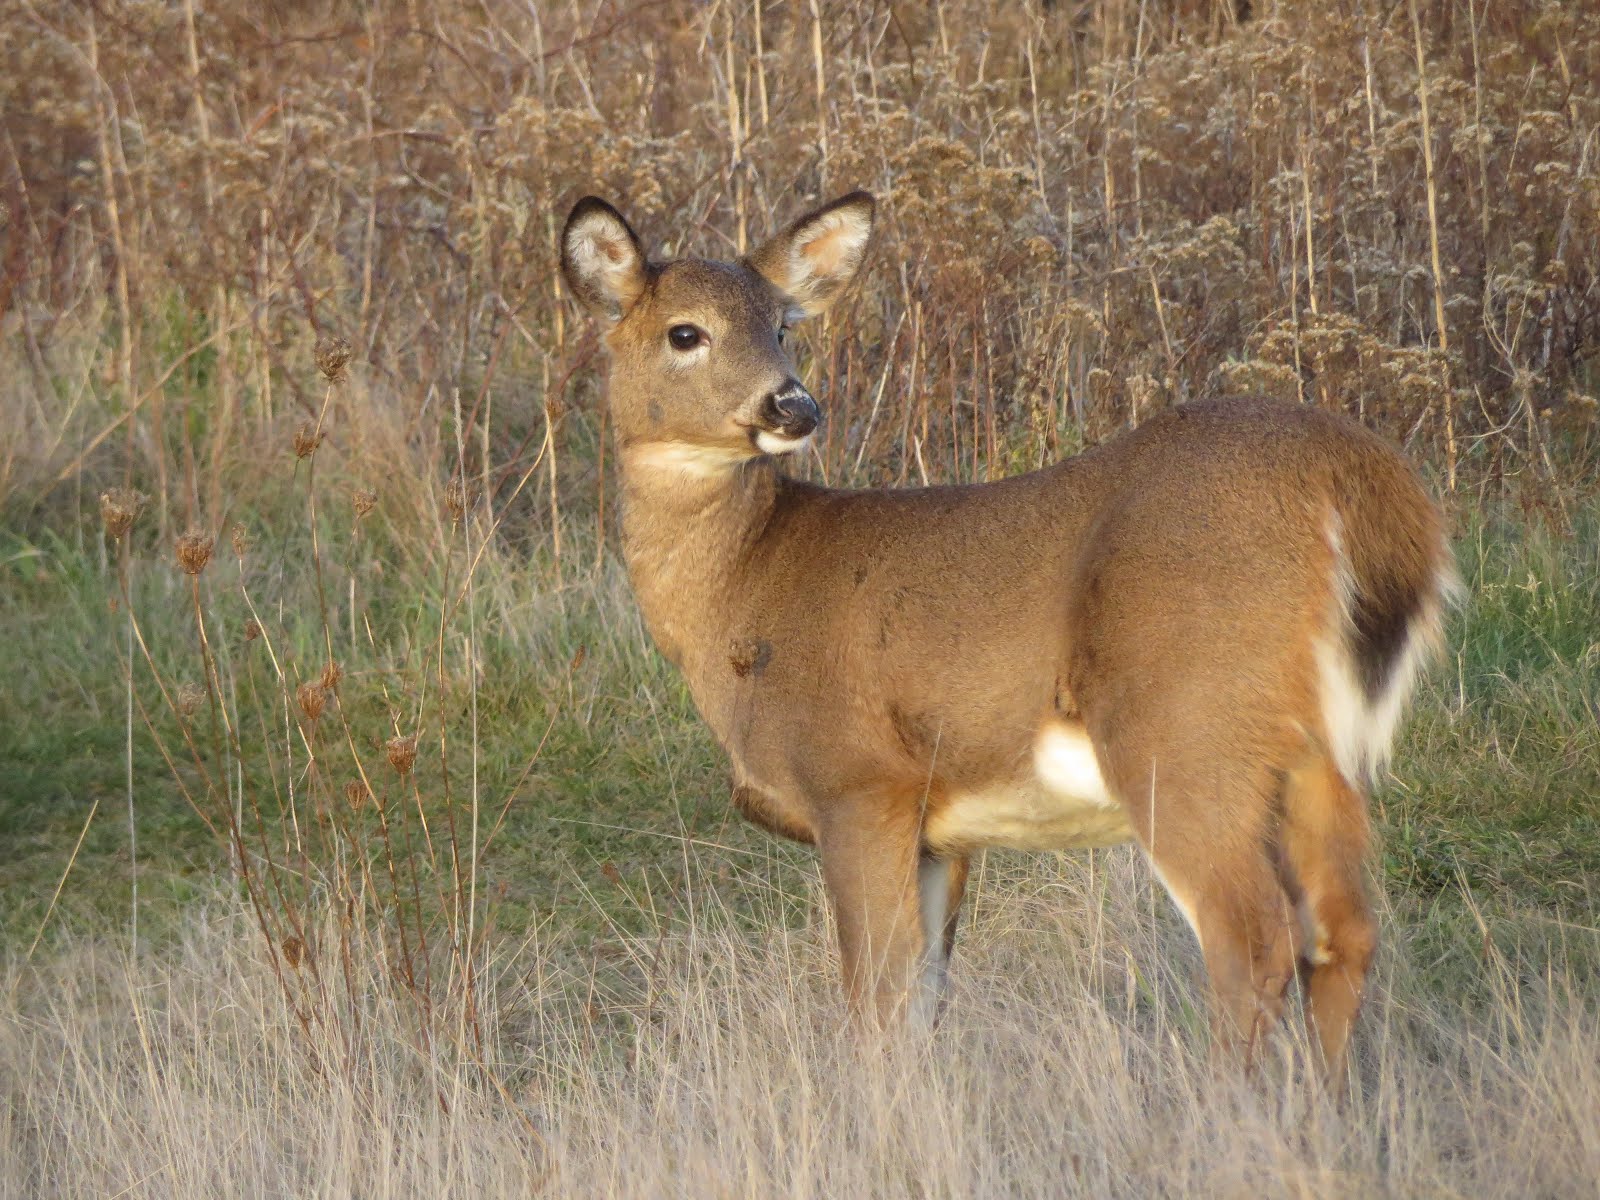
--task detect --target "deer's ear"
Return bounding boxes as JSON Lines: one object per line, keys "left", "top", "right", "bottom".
{"left": 747, "top": 191, "right": 875, "bottom": 318}
{"left": 561, "top": 197, "right": 649, "bottom": 322}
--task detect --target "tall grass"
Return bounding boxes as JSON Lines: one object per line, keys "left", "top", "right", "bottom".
{"left": 5, "top": 849, "right": 1599, "bottom": 1198}
{"left": 4, "top": 0, "right": 1598, "bottom": 527}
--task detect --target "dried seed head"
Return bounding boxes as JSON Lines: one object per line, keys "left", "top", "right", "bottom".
{"left": 353, "top": 487, "right": 377, "bottom": 519}
{"left": 292, "top": 420, "right": 324, "bottom": 459}
{"left": 99, "top": 488, "right": 148, "bottom": 540}
{"left": 296, "top": 681, "right": 326, "bottom": 722}
{"left": 230, "top": 523, "right": 250, "bottom": 559}
{"left": 386, "top": 733, "right": 418, "bottom": 776}
{"left": 244, "top": 618, "right": 262, "bottom": 643}
{"left": 319, "top": 659, "right": 343, "bottom": 691}
{"left": 175, "top": 528, "right": 214, "bottom": 575}
{"left": 176, "top": 681, "right": 206, "bottom": 717}
{"left": 282, "top": 935, "right": 306, "bottom": 969}
{"left": 315, "top": 335, "right": 352, "bottom": 382}
{"left": 444, "top": 474, "right": 474, "bottom": 523}
{"left": 345, "top": 780, "right": 369, "bottom": 812}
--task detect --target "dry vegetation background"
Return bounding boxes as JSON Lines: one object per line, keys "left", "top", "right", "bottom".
{"left": 2, "top": 0, "right": 1599, "bottom": 1196}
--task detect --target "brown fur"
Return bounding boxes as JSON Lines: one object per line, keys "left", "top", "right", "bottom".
{"left": 561, "top": 192, "right": 1453, "bottom": 1091}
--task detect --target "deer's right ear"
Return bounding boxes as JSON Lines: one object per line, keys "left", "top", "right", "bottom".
{"left": 561, "top": 197, "right": 648, "bottom": 322}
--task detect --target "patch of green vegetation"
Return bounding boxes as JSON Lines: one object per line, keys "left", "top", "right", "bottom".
{"left": 1379, "top": 503, "right": 1600, "bottom": 913}
{"left": 2, "top": 488, "right": 1596, "bottom": 972}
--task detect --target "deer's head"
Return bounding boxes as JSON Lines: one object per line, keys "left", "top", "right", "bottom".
{"left": 560, "top": 192, "right": 875, "bottom": 471}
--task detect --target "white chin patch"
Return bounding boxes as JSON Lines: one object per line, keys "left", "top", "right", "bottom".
{"left": 754, "top": 430, "right": 812, "bottom": 456}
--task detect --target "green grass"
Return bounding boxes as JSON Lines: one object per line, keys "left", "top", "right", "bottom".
{"left": 1378, "top": 504, "right": 1600, "bottom": 912}
{"left": 0, "top": 493, "right": 799, "bottom": 953}
{"left": 2, "top": 484, "right": 1596, "bottom": 968}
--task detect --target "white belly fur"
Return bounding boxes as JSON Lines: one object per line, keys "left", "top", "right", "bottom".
{"left": 924, "top": 720, "right": 1134, "bottom": 853}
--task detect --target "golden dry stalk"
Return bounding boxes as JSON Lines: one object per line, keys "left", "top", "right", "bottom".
{"left": 99, "top": 488, "right": 148, "bottom": 540}
{"left": 296, "top": 681, "right": 326, "bottom": 722}
{"left": 175, "top": 528, "right": 214, "bottom": 575}
{"left": 314, "top": 334, "right": 352, "bottom": 382}
{"left": 292, "top": 420, "right": 324, "bottom": 459}
{"left": 386, "top": 733, "right": 418, "bottom": 776}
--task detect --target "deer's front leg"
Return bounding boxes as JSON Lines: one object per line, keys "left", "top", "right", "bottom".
{"left": 817, "top": 800, "right": 928, "bottom": 1028}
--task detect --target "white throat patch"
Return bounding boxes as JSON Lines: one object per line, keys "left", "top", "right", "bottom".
{"left": 754, "top": 429, "right": 813, "bottom": 456}
{"left": 627, "top": 442, "right": 752, "bottom": 478}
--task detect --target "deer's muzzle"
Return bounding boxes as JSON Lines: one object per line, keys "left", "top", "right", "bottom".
{"left": 758, "top": 380, "right": 822, "bottom": 439}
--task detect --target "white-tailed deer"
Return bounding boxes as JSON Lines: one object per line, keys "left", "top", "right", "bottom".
{"left": 560, "top": 191, "right": 1455, "bottom": 1085}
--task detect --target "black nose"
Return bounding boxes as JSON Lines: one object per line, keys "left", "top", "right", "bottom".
{"left": 761, "top": 381, "right": 821, "bottom": 437}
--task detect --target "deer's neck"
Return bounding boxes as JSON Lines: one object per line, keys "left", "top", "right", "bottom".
{"left": 617, "top": 448, "right": 783, "bottom": 670}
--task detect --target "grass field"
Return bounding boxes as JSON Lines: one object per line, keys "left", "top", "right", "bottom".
{"left": 3, "top": 0, "right": 1599, "bottom": 1195}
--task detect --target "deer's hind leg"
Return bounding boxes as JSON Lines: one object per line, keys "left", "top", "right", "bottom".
{"left": 1102, "top": 743, "right": 1300, "bottom": 1067}
{"left": 914, "top": 852, "right": 970, "bottom": 1026}
{"left": 1278, "top": 753, "right": 1377, "bottom": 1090}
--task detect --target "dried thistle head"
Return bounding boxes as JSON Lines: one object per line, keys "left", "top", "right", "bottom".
{"left": 319, "top": 659, "right": 343, "bottom": 691}
{"left": 386, "top": 733, "right": 418, "bottom": 776}
{"left": 175, "top": 681, "right": 206, "bottom": 717}
{"left": 282, "top": 935, "right": 306, "bottom": 969}
{"left": 292, "top": 420, "right": 324, "bottom": 459}
{"left": 296, "top": 681, "right": 326, "bottom": 722}
{"left": 244, "top": 618, "right": 262, "bottom": 643}
{"left": 175, "top": 528, "right": 214, "bottom": 575}
{"left": 230, "top": 523, "right": 250, "bottom": 559}
{"left": 314, "top": 334, "right": 352, "bottom": 382}
{"left": 99, "top": 488, "right": 148, "bottom": 540}
{"left": 345, "top": 779, "right": 369, "bottom": 812}
{"left": 353, "top": 487, "right": 377, "bottom": 519}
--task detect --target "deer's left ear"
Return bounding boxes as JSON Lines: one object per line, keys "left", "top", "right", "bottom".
{"left": 747, "top": 191, "right": 875, "bottom": 318}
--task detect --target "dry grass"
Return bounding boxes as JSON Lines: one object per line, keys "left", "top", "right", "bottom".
{"left": 4, "top": 0, "right": 1598, "bottom": 524}
{"left": 4, "top": 850, "right": 1598, "bottom": 1199}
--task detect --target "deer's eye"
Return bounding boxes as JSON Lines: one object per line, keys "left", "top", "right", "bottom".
{"left": 667, "top": 324, "right": 703, "bottom": 351}
{"left": 776, "top": 325, "right": 787, "bottom": 347}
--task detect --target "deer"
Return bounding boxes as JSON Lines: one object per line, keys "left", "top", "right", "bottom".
{"left": 559, "top": 189, "right": 1456, "bottom": 1088}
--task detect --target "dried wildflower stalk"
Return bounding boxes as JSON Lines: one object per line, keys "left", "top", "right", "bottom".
{"left": 175, "top": 529, "right": 214, "bottom": 575}
{"left": 315, "top": 334, "right": 352, "bottom": 382}
{"left": 175, "top": 680, "right": 206, "bottom": 717}
{"left": 292, "top": 421, "right": 324, "bottom": 460}
{"left": 296, "top": 681, "right": 326, "bottom": 722}
{"left": 99, "top": 488, "right": 148, "bottom": 540}
{"left": 386, "top": 734, "right": 418, "bottom": 776}
{"left": 444, "top": 475, "right": 474, "bottom": 523}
